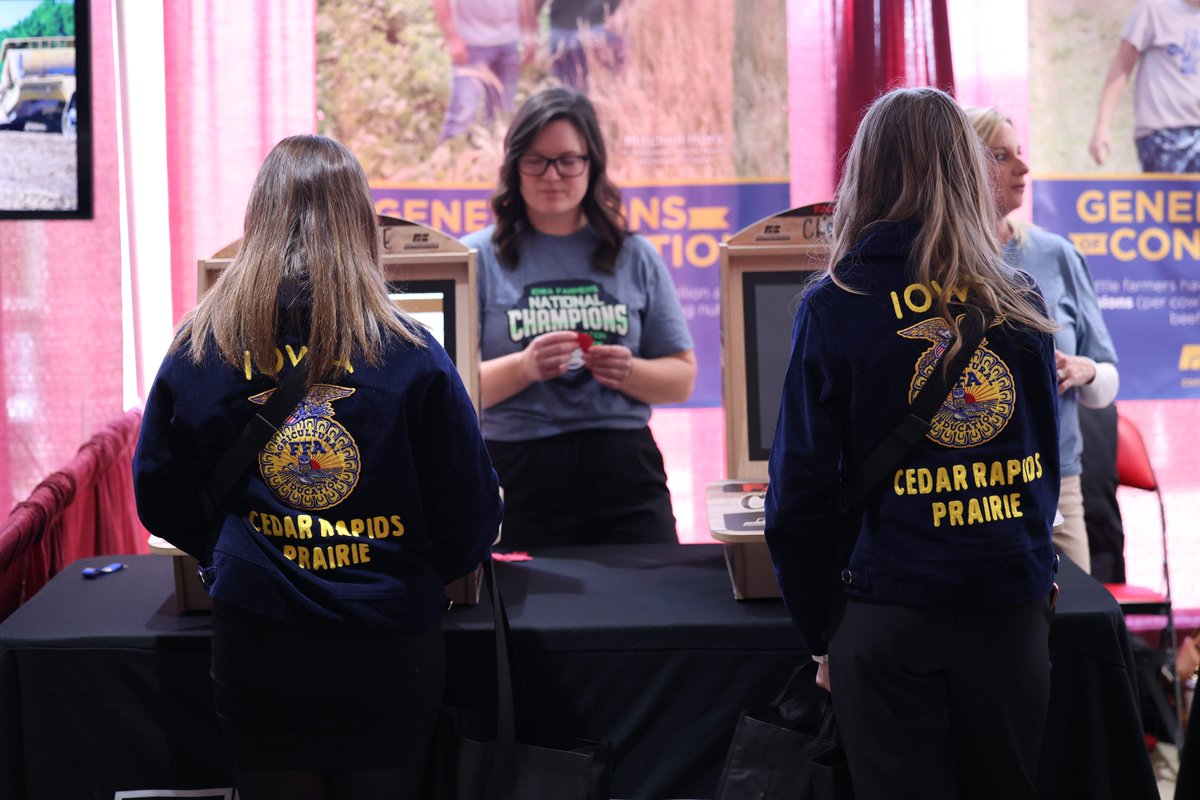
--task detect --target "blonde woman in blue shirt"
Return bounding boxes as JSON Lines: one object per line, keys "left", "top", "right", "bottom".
{"left": 967, "top": 106, "right": 1120, "bottom": 575}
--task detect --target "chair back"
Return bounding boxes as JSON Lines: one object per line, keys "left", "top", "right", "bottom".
{"left": 1115, "top": 413, "right": 1157, "bottom": 492}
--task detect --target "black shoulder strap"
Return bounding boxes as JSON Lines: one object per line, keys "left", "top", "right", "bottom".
{"left": 833, "top": 310, "right": 994, "bottom": 515}
{"left": 200, "top": 363, "right": 310, "bottom": 517}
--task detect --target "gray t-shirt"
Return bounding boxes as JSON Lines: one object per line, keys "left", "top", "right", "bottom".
{"left": 1123, "top": 0, "right": 1200, "bottom": 137}
{"left": 452, "top": 0, "right": 521, "bottom": 47}
{"left": 1004, "top": 226, "right": 1119, "bottom": 477}
{"left": 465, "top": 224, "right": 694, "bottom": 442}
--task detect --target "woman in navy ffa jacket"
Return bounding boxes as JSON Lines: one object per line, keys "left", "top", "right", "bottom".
{"left": 764, "top": 88, "right": 1061, "bottom": 800}
{"left": 133, "top": 135, "right": 502, "bottom": 800}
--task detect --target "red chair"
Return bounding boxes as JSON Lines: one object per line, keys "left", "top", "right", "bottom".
{"left": 1103, "top": 412, "right": 1184, "bottom": 748}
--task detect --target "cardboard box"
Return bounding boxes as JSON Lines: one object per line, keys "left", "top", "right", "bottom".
{"left": 705, "top": 481, "right": 781, "bottom": 600}
{"left": 147, "top": 537, "right": 211, "bottom": 613}
{"left": 720, "top": 540, "right": 781, "bottom": 600}
{"left": 445, "top": 564, "right": 483, "bottom": 607}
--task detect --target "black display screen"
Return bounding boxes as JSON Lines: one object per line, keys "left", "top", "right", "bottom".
{"left": 742, "top": 270, "right": 813, "bottom": 462}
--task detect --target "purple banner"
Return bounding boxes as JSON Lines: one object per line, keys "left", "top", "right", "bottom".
{"left": 372, "top": 180, "right": 791, "bottom": 407}
{"left": 1033, "top": 177, "right": 1200, "bottom": 400}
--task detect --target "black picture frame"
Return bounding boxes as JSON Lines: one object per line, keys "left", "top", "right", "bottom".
{"left": 0, "top": 0, "right": 93, "bottom": 220}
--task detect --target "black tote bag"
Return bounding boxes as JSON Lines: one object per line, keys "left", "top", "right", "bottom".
{"left": 423, "top": 560, "right": 611, "bottom": 800}
{"left": 714, "top": 661, "right": 854, "bottom": 800}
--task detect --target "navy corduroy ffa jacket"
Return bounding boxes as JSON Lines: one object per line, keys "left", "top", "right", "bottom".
{"left": 134, "top": 314, "right": 502, "bottom": 636}
{"left": 764, "top": 221, "right": 1061, "bottom": 656}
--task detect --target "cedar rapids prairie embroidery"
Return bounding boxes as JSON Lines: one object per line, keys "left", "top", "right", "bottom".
{"left": 893, "top": 317, "right": 1043, "bottom": 529}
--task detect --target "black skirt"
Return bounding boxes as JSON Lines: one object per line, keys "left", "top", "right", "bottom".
{"left": 486, "top": 426, "right": 678, "bottom": 550}
{"left": 210, "top": 599, "right": 445, "bottom": 770}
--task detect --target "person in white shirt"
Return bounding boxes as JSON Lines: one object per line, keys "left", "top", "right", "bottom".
{"left": 1089, "top": 0, "right": 1200, "bottom": 172}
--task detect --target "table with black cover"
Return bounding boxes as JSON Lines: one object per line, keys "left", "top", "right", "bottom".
{"left": 0, "top": 544, "right": 1158, "bottom": 799}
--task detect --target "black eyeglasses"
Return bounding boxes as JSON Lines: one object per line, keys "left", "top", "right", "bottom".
{"left": 516, "top": 153, "right": 590, "bottom": 177}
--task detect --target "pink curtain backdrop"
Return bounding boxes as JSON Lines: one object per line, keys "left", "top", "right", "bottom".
{"left": 788, "top": 0, "right": 955, "bottom": 206}
{"left": 0, "top": 1, "right": 316, "bottom": 619}
{"left": 947, "top": 0, "right": 1033, "bottom": 225}
{"left": 834, "top": 0, "right": 955, "bottom": 182}
{"left": 787, "top": 0, "right": 837, "bottom": 207}
{"left": 163, "top": 0, "right": 317, "bottom": 325}
{"left": 0, "top": 0, "right": 123, "bottom": 516}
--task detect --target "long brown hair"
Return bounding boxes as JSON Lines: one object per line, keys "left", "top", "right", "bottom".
{"left": 172, "top": 135, "right": 424, "bottom": 383}
{"left": 491, "top": 87, "right": 626, "bottom": 273}
{"left": 829, "top": 87, "right": 1056, "bottom": 366}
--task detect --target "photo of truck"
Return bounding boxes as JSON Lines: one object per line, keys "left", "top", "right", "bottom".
{"left": 0, "top": 35, "right": 76, "bottom": 135}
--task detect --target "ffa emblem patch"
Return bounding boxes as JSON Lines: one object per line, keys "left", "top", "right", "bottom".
{"left": 251, "top": 384, "right": 361, "bottom": 510}
{"left": 898, "top": 318, "right": 1016, "bottom": 448}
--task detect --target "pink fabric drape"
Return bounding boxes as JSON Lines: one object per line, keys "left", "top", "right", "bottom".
{"left": 163, "top": 0, "right": 317, "bottom": 325}
{"left": 0, "top": 0, "right": 123, "bottom": 517}
{"left": 0, "top": 1, "right": 315, "bottom": 619}
{"left": 787, "top": 0, "right": 838, "bottom": 207}
{"left": 0, "top": 410, "right": 149, "bottom": 621}
{"left": 788, "top": 0, "right": 955, "bottom": 205}
{"left": 834, "top": 0, "right": 955, "bottom": 183}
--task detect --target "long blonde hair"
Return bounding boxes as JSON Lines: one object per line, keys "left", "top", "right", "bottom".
{"left": 829, "top": 87, "right": 1055, "bottom": 366}
{"left": 172, "top": 135, "right": 423, "bottom": 383}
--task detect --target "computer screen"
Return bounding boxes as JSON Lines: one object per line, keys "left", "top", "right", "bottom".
{"left": 719, "top": 202, "right": 832, "bottom": 481}
{"left": 387, "top": 278, "right": 457, "bottom": 364}
{"left": 742, "top": 271, "right": 813, "bottom": 462}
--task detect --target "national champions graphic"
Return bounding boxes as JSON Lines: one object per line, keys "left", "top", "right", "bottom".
{"left": 899, "top": 318, "right": 1017, "bottom": 448}
{"left": 507, "top": 279, "right": 630, "bottom": 388}
{"left": 253, "top": 384, "right": 361, "bottom": 510}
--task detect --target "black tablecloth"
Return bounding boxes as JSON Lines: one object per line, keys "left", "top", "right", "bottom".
{"left": 0, "top": 544, "right": 1159, "bottom": 799}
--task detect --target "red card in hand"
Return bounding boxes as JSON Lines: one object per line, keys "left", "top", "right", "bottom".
{"left": 576, "top": 332, "right": 594, "bottom": 352}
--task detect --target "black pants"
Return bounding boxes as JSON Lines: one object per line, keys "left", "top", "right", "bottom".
{"left": 486, "top": 426, "right": 678, "bottom": 550}
{"left": 211, "top": 600, "right": 444, "bottom": 773}
{"left": 829, "top": 595, "right": 1053, "bottom": 800}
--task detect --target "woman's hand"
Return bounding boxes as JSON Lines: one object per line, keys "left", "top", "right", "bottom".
{"left": 1055, "top": 350, "right": 1097, "bottom": 394}
{"left": 483, "top": 331, "right": 583, "bottom": 409}
{"left": 521, "top": 331, "right": 583, "bottom": 383}
{"left": 816, "top": 660, "right": 831, "bottom": 692}
{"left": 583, "top": 344, "right": 635, "bottom": 391}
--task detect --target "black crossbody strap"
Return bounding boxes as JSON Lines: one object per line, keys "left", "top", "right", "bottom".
{"left": 200, "top": 363, "right": 310, "bottom": 517}
{"left": 834, "top": 310, "right": 994, "bottom": 515}
{"left": 483, "top": 558, "right": 520, "bottom": 795}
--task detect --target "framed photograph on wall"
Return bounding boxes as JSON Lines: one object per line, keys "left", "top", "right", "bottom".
{"left": 0, "top": 0, "right": 93, "bottom": 219}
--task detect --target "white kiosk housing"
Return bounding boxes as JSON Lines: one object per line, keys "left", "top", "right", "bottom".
{"left": 709, "top": 202, "right": 833, "bottom": 599}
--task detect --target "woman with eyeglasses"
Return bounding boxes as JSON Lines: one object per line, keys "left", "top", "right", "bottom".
{"left": 463, "top": 86, "right": 696, "bottom": 550}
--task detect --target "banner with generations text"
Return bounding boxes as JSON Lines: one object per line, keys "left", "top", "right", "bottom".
{"left": 319, "top": 0, "right": 790, "bottom": 408}
{"left": 1033, "top": 177, "right": 1200, "bottom": 399}
{"left": 372, "top": 181, "right": 790, "bottom": 406}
